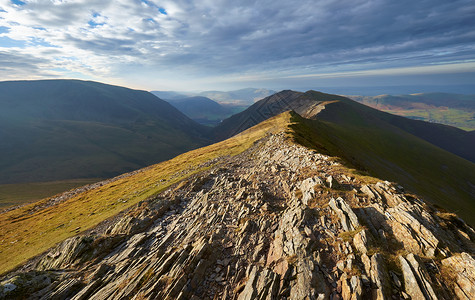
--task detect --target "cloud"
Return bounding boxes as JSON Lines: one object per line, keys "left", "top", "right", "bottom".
{"left": 0, "top": 0, "right": 474, "bottom": 89}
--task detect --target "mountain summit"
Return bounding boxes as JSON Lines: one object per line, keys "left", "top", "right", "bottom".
{"left": 1, "top": 111, "right": 474, "bottom": 299}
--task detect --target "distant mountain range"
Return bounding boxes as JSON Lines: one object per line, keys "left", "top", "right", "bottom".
{"left": 0, "top": 80, "right": 210, "bottom": 184}
{"left": 349, "top": 93, "right": 475, "bottom": 130}
{"left": 197, "top": 88, "right": 276, "bottom": 105}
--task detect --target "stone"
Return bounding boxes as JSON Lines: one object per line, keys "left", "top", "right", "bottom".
{"left": 300, "top": 177, "right": 323, "bottom": 205}
{"left": 442, "top": 253, "right": 475, "bottom": 299}
{"left": 326, "top": 175, "right": 339, "bottom": 189}
{"left": 405, "top": 254, "right": 438, "bottom": 300}
{"left": 353, "top": 229, "right": 372, "bottom": 254}
{"left": 329, "top": 197, "right": 360, "bottom": 231}
{"left": 399, "top": 255, "right": 426, "bottom": 300}
{"left": 370, "top": 254, "right": 391, "bottom": 300}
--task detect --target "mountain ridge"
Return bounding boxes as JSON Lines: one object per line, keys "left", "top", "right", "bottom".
{"left": 1, "top": 111, "right": 474, "bottom": 299}
{"left": 213, "top": 90, "right": 475, "bottom": 225}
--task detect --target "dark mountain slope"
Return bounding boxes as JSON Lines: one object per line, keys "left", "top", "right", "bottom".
{"left": 212, "top": 90, "right": 303, "bottom": 139}
{"left": 310, "top": 91, "right": 475, "bottom": 162}
{"left": 0, "top": 80, "right": 210, "bottom": 184}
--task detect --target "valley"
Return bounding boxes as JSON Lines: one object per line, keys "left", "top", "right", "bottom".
{"left": 349, "top": 93, "right": 475, "bottom": 131}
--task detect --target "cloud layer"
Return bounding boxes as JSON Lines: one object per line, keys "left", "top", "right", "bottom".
{"left": 0, "top": 0, "right": 474, "bottom": 89}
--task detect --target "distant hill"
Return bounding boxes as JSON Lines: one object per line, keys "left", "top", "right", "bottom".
{"left": 349, "top": 93, "right": 475, "bottom": 130}
{"left": 165, "top": 96, "right": 231, "bottom": 126}
{"left": 0, "top": 80, "right": 210, "bottom": 184}
{"left": 152, "top": 88, "right": 275, "bottom": 106}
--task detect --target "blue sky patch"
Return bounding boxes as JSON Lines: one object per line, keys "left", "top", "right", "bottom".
{"left": 0, "top": 36, "right": 26, "bottom": 48}
{"left": 29, "top": 37, "right": 57, "bottom": 48}
{"left": 88, "top": 20, "right": 105, "bottom": 28}
{"left": 11, "top": 0, "right": 25, "bottom": 6}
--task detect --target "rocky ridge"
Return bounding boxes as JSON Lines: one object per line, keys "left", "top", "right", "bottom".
{"left": 1, "top": 132, "right": 474, "bottom": 299}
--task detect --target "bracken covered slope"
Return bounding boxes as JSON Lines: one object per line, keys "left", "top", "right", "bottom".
{"left": 1, "top": 112, "right": 474, "bottom": 299}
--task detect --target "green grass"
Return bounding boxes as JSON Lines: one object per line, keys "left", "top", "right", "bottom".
{"left": 0, "top": 179, "right": 102, "bottom": 209}
{"left": 0, "top": 112, "right": 291, "bottom": 275}
{"left": 385, "top": 108, "right": 475, "bottom": 131}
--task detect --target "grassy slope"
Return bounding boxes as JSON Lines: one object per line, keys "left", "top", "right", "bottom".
{"left": 0, "top": 113, "right": 290, "bottom": 275}
{"left": 0, "top": 179, "right": 102, "bottom": 208}
{"left": 290, "top": 105, "right": 475, "bottom": 225}
{"left": 1, "top": 119, "right": 205, "bottom": 183}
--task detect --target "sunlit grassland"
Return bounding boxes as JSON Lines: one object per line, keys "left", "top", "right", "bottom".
{"left": 0, "top": 113, "right": 291, "bottom": 275}
{"left": 380, "top": 108, "right": 475, "bottom": 131}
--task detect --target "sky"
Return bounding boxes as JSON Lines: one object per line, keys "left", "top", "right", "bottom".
{"left": 0, "top": 0, "right": 474, "bottom": 93}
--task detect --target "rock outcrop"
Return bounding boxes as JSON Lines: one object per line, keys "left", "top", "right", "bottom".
{"left": 1, "top": 132, "right": 474, "bottom": 299}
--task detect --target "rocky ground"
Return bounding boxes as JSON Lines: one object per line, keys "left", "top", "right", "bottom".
{"left": 1, "top": 132, "right": 474, "bottom": 299}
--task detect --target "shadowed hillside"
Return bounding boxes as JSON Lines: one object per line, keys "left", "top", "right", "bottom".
{"left": 0, "top": 80, "right": 210, "bottom": 184}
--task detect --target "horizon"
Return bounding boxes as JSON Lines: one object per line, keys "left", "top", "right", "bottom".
{"left": 2, "top": 77, "right": 475, "bottom": 96}
{"left": 0, "top": 1, "right": 474, "bottom": 92}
